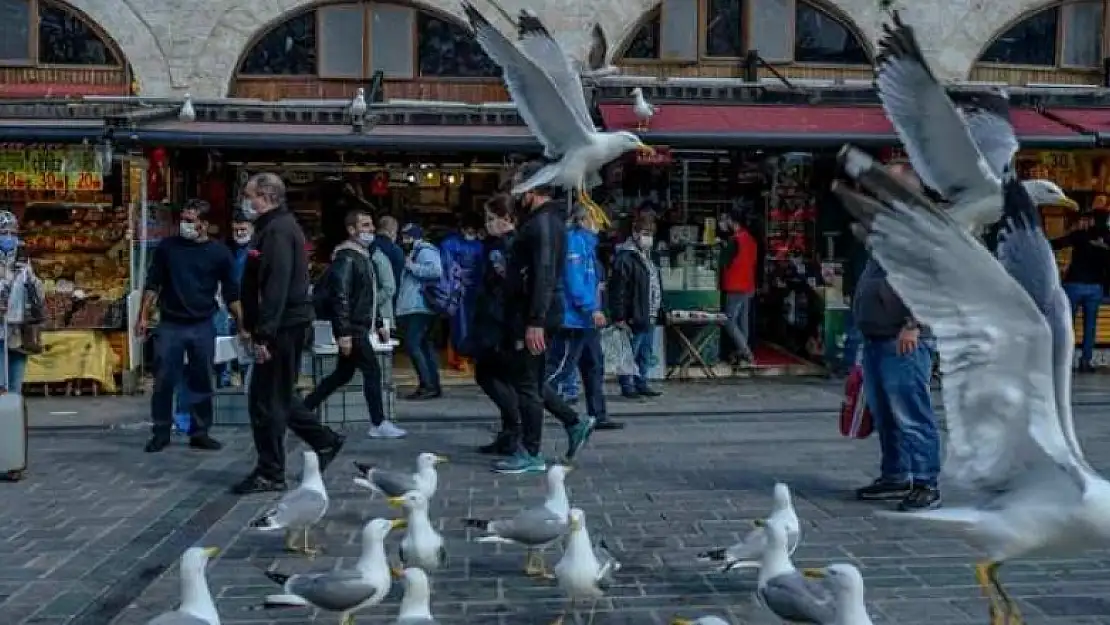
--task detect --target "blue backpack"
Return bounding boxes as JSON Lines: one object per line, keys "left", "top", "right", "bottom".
{"left": 421, "top": 246, "right": 463, "bottom": 317}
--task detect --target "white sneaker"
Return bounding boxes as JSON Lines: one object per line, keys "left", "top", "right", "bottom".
{"left": 368, "top": 420, "right": 407, "bottom": 439}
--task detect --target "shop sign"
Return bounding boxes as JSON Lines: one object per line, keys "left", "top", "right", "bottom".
{"left": 0, "top": 146, "right": 103, "bottom": 192}
{"left": 636, "top": 145, "right": 673, "bottom": 166}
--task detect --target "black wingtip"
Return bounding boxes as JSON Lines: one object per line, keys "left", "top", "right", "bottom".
{"left": 353, "top": 460, "right": 374, "bottom": 475}
{"left": 697, "top": 548, "right": 727, "bottom": 561}
{"left": 517, "top": 9, "right": 548, "bottom": 36}
{"left": 264, "top": 570, "right": 290, "bottom": 586}
{"left": 463, "top": 518, "right": 490, "bottom": 530}
{"left": 460, "top": 2, "right": 486, "bottom": 28}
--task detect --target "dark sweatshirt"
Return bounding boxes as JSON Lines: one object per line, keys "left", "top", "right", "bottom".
{"left": 1051, "top": 225, "right": 1110, "bottom": 286}
{"left": 146, "top": 236, "right": 239, "bottom": 324}
{"left": 505, "top": 199, "right": 566, "bottom": 338}
{"left": 853, "top": 258, "right": 912, "bottom": 340}
{"left": 241, "top": 208, "right": 314, "bottom": 343}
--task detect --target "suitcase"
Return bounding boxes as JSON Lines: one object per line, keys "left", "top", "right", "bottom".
{"left": 0, "top": 322, "right": 28, "bottom": 481}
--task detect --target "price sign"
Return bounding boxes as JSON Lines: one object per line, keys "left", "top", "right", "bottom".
{"left": 0, "top": 146, "right": 102, "bottom": 191}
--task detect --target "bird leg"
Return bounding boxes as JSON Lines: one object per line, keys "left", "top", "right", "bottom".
{"left": 985, "top": 563, "right": 1023, "bottom": 625}
{"left": 586, "top": 599, "right": 600, "bottom": 625}
{"left": 282, "top": 530, "right": 301, "bottom": 553}
{"left": 550, "top": 599, "right": 572, "bottom": 625}
{"left": 975, "top": 561, "right": 1006, "bottom": 625}
{"left": 339, "top": 612, "right": 355, "bottom": 625}
{"left": 301, "top": 527, "right": 320, "bottom": 558}
{"left": 524, "top": 550, "right": 556, "bottom": 579}
{"left": 575, "top": 188, "right": 609, "bottom": 230}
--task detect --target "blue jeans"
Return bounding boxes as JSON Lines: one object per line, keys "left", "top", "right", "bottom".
{"left": 861, "top": 337, "right": 940, "bottom": 487}
{"left": 212, "top": 309, "right": 233, "bottom": 388}
{"left": 152, "top": 320, "right": 216, "bottom": 437}
{"left": 402, "top": 313, "right": 440, "bottom": 391}
{"left": 547, "top": 329, "right": 586, "bottom": 401}
{"left": 1064, "top": 282, "right": 1103, "bottom": 365}
{"left": 618, "top": 327, "right": 656, "bottom": 393}
{"left": 0, "top": 343, "right": 27, "bottom": 393}
{"left": 841, "top": 308, "right": 863, "bottom": 370}
{"left": 723, "top": 292, "right": 754, "bottom": 359}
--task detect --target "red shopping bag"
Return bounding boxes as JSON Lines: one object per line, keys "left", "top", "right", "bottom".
{"left": 839, "top": 364, "right": 873, "bottom": 439}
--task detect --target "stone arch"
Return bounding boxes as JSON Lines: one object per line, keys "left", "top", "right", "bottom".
{"left": 970, "top": 0, "right": 1088, "bottom": 64}
{"left": 13, "top": 0, "right": 170, "bottom": 95}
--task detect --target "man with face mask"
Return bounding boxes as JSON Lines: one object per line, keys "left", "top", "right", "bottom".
{"left": 233, "top": 173, "right": 346, "bottom": 494}
{"left": 302, "top": 210, "right": 405, "bottom": 439}
{"left": 136, "top": 199, "right": 243, "bottom": 454}
{"left": 493, "top": 161, "right": 595, "bottom": 474}
{"left": 608, "top": 211, "right": 664, "bottom": 399}
{"left": 1051, "top": 201, "right": 1110, "bottom": 372}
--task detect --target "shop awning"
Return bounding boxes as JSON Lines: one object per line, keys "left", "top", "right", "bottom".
{"left": 0, "top": 119, "right": 105, "bottom": 143}
{"left": 598, "top": 103, "right": 1093, "bottom": 148}
{"left": 1041, "top": 108, "right": 1110, "bottom": 145}
{"left": 119, "top": 121, "right": 540, "bottom": 152}
{"left": 0, "top": 84, "right": 130, "bottom": 99}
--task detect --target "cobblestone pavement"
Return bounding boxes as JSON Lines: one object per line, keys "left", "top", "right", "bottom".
{"left": 4, "top": 399, "right": 1110, "bottom": 624}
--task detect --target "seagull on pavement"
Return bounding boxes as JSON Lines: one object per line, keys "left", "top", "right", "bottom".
{"left": 835, "top": 145, "right": 1110, "bottom": 625}
{"left": 697, "top": 482, "right": 800, "bottom": 573}
{"left": 755, "top": 516, "right": 834, "bottom": 623}
{"left": 552, "top": 508, "right": 621, "bottom": 625}
{"left": 461, "top": 1, "right": 654, "bottom": 229}
{"left": 353, "top": 452, "right": 446, "bottom": 500}
{"left": 249, "top": 450, "right": 328, "bottom": 556}
{"left": 393, "top": 567, "right": 438, "bottom": 625}
{"left": 798, "top": 563, "right": 874, "bottom": 625}
{"left": 145, "top": 547, "right": 220, "bottom": 625}
{"left": 389, "top": 491, "right": 447, "bottom": 572}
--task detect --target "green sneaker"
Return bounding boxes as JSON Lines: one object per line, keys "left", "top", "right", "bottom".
{"left": 565, "top": 416, "right": 596, "bottom": 461}
{"left": 493, "top": 450, "right": 547, "bottom": 474}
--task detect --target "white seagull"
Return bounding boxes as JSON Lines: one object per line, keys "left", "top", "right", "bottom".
{"left": 875, "top": 11, "right": 1013, "bottom": 233}
{"left": 351, "top": 87, "right": 368, "bottom": 117}
{"left": 669, "top": 617, "right": 731, "bottom": 625}
{"left": 263, "top": 518, "right": 401, "bottom": 625}
{"left": 248, "top": 450, "right": 328, "bottom": 556}
{"left": 145, "top": 547, "right": 220, "bottom": 625}
{"left": 389, "top": 491, "right": 447, "bottom": 572}
{"left": 179, "top": 94, "right": 196, "bottom": 123}
{"left": 755, "top": 516, "right": 834, "bottom": 624}
{"left": 631, "top": 87, "right": 657, "bottom": 131}
{"left": 393, "top": 567, "right": 438, "bottom": 625}
{"left": 552, "top": 508, "right": 621, "bottom": 625}
{"left": 353, "top": 452, "right": 446, "bottom": 500}
{"left": 697, "top": 482, "right": 800, "bottom": 573}
{"left": 461, "top": 2, "right": 654, "bottom": 228}
{"left": 835, "top": 146, "right": 1110, "bottom": 625}
{"left": 798, "top": 564, "right": 874, "bottom": 625}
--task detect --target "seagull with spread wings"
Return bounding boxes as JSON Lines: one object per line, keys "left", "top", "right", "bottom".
{"left": 834, "top": 145, "right": 1110, "bottom": 625}
{"left": 461, "top": 2, "right": 654, "bottom": 228}
{"left": 875, "top": 11, "right": 1016, "bottom": 233}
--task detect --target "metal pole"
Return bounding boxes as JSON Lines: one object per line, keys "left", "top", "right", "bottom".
{"left": 681, "top": 158, "right": 690, "bottom": 222}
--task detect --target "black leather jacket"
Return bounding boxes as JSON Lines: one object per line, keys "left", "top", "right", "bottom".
{"left": 327, "top": 240, "right": 380, "bottom": 338}
{"left": 463, "top": 234, "right": 512, "bottom": 356}
{"left": 505, "top": 199, "right": 567, "bottom": 337}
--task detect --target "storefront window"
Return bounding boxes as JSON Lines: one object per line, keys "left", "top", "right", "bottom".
{"left": 238, "top": 10, "right": 317, "bottom": 75}
{"left": 979, "top": 7, "right": 1059, "bottom": 66}
{"left": 705, "top": 0, "right": 744, "bottom": 57}
{"left": 0, "top": 0, "right": 31, "bottom": 62}
{"left": 793, "top": 2, "right": 868, "bottom": 64}
{"left": 623, "top": 12, "right": 661, "bottom": 59}
{"left": 0, "top": 0, "right": 122, "bottom": 67}
{"left": 417, "top": 12, "right": 500, "bottom": 77}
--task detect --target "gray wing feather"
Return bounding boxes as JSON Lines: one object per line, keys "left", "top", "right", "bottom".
{"left": 594, "top": 540, "right": 620, "bottom": 588}
{"left": 438, "top": 545, "right": 448, "bottom": 568}
{"left": 516, "top": 12, "right": 594, "bottom": 134}
{"left": 489, "top": 507, "right": 568, "bottom": 545}
{"left": 268, "top": 488, "right": 326, "bottom": 528}
{"left": 372, "top": 470, "right": 418, "bottom": 497}
{"left": 287, "top": 571, "right": 379, "bottom": 611}
{"left": 965, "top": 109, "right": 1019, "bottom": 180}
{"left": 146, "top": 613, "right": 211, "bottom": 625}
{"left": 876, "top": 14, "right": 999, "bottom": 202}
{"left": 758, "top": 573, "right": 835, "bottom": 623}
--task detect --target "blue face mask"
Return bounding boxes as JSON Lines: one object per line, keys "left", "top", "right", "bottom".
{"left": 0, "top": 234, "right": 19, "bottom": 254}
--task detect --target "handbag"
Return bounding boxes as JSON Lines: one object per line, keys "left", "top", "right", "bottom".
{"left": 839, "top": 364, "right": 873, "bottom": 439}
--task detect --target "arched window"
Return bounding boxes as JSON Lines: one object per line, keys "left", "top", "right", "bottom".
{"left": 615, "top": 0, "right": 868, "bottom": 66}
{"left": 0, "top": 0, "right": 122, "bottom": 66}
{"left": 236, "top": 1, "right": 499, "bottom": 80}
{"left": 978, "top": 1, "right": 1104, "bottom": 68}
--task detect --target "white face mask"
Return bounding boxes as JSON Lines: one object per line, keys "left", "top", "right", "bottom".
{"left": 179, "top": 221, "right": 199, "bottom": 240}
{"left": 234, "top": 234, "right": 251, "bottom": 245}
{"left": 240, "top": 198, "right": 258, "bottom": 220}
{"left": 357, "top": 232, "right": 375, "bottom": 247}
{"left": 637, "top": 234, "right": 654, "bottom": 250}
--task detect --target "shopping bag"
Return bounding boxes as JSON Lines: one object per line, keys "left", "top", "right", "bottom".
{"left": 601, "top": 326, "right": 637, "bottom": 377}
{"left": 839, "top": 364, "right": 873, "bottom": 439}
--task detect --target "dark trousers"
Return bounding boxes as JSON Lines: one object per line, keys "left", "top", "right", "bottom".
{"left": 152, "top": 319, "right": 216, "bottom": 437}
{"left": 475, "top": 349, "right": 521, "bottom": 437}
{"left": 504, "top": 346, "right": 578, "bottom": 456}
{"left": 249, "top": 325, "right": 337, "bottom": 479}
{"left": 303, "top": 332, "right": 386, "bottom": 426}
{"left": 547, "top": 328, "right": 608, "bottom": 420}
{"left": 402, "top": 313, "right": 441, "bottom": 391}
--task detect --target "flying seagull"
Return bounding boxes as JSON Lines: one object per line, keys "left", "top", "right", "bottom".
{"left": 145, "top": 547, "right": 220, "bottom": 625}
{"left": 875, "top": 11, "right": 1012, "bottom": 233}
{"left": 836, "top": 146, "right": 1110, "bottom": 625}
{"left": 697, "top": 482, "right": 800, "bottom": 573}
{"left": 461, "top": 1, "right": 654, "bottom": 229}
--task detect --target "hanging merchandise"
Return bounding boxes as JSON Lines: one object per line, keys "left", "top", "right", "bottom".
{"left": 146, "top": 147, "right": 168, "bottom": 202}
{"left": 370, "top": 172, "right": 390, "bottom": 197}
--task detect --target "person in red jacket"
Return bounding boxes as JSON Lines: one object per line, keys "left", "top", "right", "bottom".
{"left": 719, "top": 208, "right": 758, "bottom": 366}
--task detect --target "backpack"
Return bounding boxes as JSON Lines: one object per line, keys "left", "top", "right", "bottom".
{"left": 419, "top": 244, "right": 462, "bottom": 317}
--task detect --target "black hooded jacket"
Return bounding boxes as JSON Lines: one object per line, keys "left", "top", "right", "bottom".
{"left": 505, "top": 199, "right": 567, "bottom": 339}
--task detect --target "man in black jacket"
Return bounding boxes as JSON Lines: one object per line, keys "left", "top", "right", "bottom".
{"left": 233, "top": 173, "right": 345, "bottom": 495}
{"left": 1051, "top": 205, "right": 1110, "bottom": 372}
{"left": 493, "top": 162, "right": 595, "bottom": 475}
{"left": 608, "top": 212, "right": 664, "bottom": 398}
{"left": 303, "top": 210, "right": 405, "bottom": 439}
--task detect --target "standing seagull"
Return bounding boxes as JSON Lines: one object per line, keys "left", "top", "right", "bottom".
{"left": 353, "top": 452, "right": 446, "bottom": 500}
{"left": 393, "top": 568, "right": 438, "bottom": 625}
{"left": 552, "top": 508, "right": 621, "bottom": 625}
{"left": 461, "top": 2, "right": 654, "bottom": 229}
{"left": 249, "top": 450, "right": 328, "bottom": 556}
{"left": 835, "top": 146, "right": 1110, "bottom": 625}
{"left": 631, "top": 87, "right": 657, "bottom": 131}
{"left": 697, "top": 482, "right": 800, "bottom": 573}
{"left": 874, "top": 11, "right": 1012, "bottom": 233}
{"left": 145, "top": 547, "right": 221, "bottom": 625}
{"left": 389, "top": 491, "right": 447, "bottom": 572}
{"left": 755, "top": 516, "right": 834, "bottom": 623}
{"left": 179, "top": 94, "right": 196, "bottom": 123}
{"left": 798, "top": 564, "right": 874, "bottom": 625}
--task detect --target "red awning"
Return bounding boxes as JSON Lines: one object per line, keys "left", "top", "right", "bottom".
{"left": 598, "top": 103, "right": 1091, "bottom": 148}
{"left": 1042, "top": 108, "right": 1110, "bottom": 137}
{"left": 0, "top": 83, "right": 130, "bottom": 98}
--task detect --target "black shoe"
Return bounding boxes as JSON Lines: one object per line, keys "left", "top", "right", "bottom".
{"left": 898, "top": 485, "right": 942, "bottom": 511}
{"left": 855, "top": 478, "right": 912, "bottom": 501}
{"left": 316, "top": 433, "right": 346, "bottom": 472}
{"left": 188, "top": 435, "right": 223, "bottom": 451}
{"left": 565, "top": 396, "right": 580, "bottom": 405}
{"left": 593, "top": 418, "right": 625, "bottom": 430}
{"left": 637, "top": 387, "right": 663, "bottom": 397}
{"left": 144, "top": 435, "right": 171, "bottom": 453}
{"left": 229, "top": 472, "right": 287, "bottom": 495}
{"left": 404, "top": 388, "right": 428, "bottom": 400}
{"left": 478, "top": 433, "right": 517, "bottom": 456}
{"left": 1079, "top": 361, "right": 1097, "bottom": 373}
{"left": 423, "top": 388, "right": 443, "bottom": 399}
{"left": 620, "top": 390, "right": 641, "bottom": 399}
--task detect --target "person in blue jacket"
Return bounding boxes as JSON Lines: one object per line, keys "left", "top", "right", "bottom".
{"left": 439, "top": 213, "right": 484, "bottom": 373}
{"left": 545, "top": 204, "right": 624, "bottom": 430}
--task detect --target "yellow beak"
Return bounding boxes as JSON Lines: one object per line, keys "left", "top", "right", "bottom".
{"left": 670, "top": 620, "right": 696, "bottom": 625}
{"left": 753, "top": 519, "right": 766, "bottom": 528}
{"left": 387, "top": 497, "right": 406, "bottom": 508}
{"left": 636, "top": 144, "right": 656, "bottom": 156}
{"left": 202, "top": 546, "right": 221, "bottom": 558}
{"left": 801, "top": 567, "right": 826, "bottom": 579}
{"left": 390, "top": 566, "right": 404, "bottom": 579}
{"left": 434, "top": 455, "right": 448, "bottom": 464}
{"left": 390, "top": 518, "right": 408, "bottom": 529}
{"left": 1053, "top": 197, "right": 1080, "bottom": 211}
